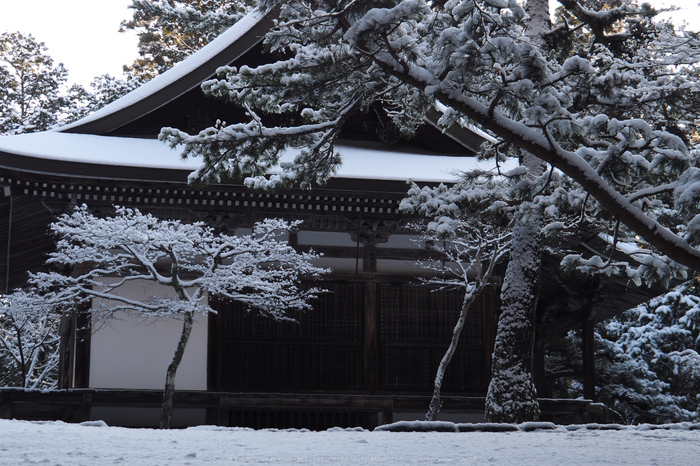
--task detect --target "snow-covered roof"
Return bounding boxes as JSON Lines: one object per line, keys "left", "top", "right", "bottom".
{"left": 59, "top": 9, "right": 274, "bottom": 135}
{"left": 0, "top": 9, "right": 502, "bottom": 184}
{"left": 0, "top": 131, "right": 515, "bottom": 183}
{"left": 56, "top": 7, "right": 486, "bottom": 159}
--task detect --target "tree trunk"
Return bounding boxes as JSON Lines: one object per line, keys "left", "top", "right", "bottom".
{"left": 14, "top": 321, "right": 27, "bottom": 387}
{"left": 484, "top": 207, "right": 542, "bottom": 423}
{"left": 160, "top": 310, "right": 194, "bottom": 429}
{"left": 525, "top": 0, "right": 551, "bottom": 47}
{"left": 426, "top": 287, "right": 481, "bottom": 421}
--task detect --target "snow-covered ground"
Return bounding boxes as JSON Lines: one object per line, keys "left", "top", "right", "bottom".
{"left": 1, "top": 419, "right": 699, "bottom": 465}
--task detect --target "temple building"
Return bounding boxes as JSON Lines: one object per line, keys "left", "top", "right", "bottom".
{"left": 0, "top": 10, "right": 655, "bottom": 428}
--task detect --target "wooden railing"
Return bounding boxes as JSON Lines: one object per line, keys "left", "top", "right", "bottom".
{"left": 0, "top": 388, "right": 608, "bottom": 429}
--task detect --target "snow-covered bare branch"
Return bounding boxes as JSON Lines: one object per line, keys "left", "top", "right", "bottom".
{"left": 6, "top": 205, "right": 328, "bottom": 427}
{"left": 0, "top": 291, "right": 60, "bottom": 389}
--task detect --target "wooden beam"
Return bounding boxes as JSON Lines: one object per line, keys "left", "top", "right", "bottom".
{"left": 207, "top": 299, "right": 221, "bottom": 391}
{"left": 533, "top": 339, "right": 547, "bottom": 398}
{"left": 0, "top": 388, "right": 605, "bottom": 425}
{"left": 364, "top": 282, "right": 378, "bottom": 393}
{"left": 582, "top": 316, "right": 596, "bottom": 401}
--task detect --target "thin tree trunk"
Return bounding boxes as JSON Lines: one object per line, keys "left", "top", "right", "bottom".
{"left": 425, "top": 287, "right": 481, "bottom": 421}
{"left": 160, "top": 310, "right": 194, "bottom": 429}
{"left": 14, "top": 321, "right": 27, "bottom": 387}
{"left": 484, "top": 207, "right": 542, "bottom": 423}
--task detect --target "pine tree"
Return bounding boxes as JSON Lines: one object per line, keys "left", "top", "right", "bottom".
{"left": 401, "top": 182, "right": 512, "bottom": 421}
{"left": 549, "top": 278, "right": 700, "bottom": 424}
{"left": 120, "top": 0, "right": 256, "bottom": 80}
{"left": 160, "top": 1, "right": 700, "bottom": 422}
{"left": 65, "top": 74, "right": 144, "bottom": 123}
{"left": 0, "top": 32, "right": 70, "bottom": 134}
{"left": 6, "top": 206, "right": 328, "bottom": 428}
{"left": 603, "top": 278, "right": 700, "bottom": 423}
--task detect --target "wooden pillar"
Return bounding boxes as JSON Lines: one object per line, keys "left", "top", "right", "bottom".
{"left": 207, "top": 298, "right": 221, "bottom": 391}
{"left": 80, "top": 392, "right": 92, "bottom": 422}
{"left": 363, "top": 245, "right": 377, "bottom": 273}
{"left": 364, "top": 282, "right": 378, "bottom": 393}
{"left": 73, "top": 306, "right": 92, "bottom": 388}
{"left": 381, "top": 398, "right": 394, "bottom": 425}
{"left": 533, "top": 339, "right": 547, "bottom": 398}
{"left": 217, "top": 395, "right": 231, "bottom": 427}
{"left": 582, "top": 316, "right": 596, "bottom": 401}
{"left": 57, "top": 313, "right": 72, "bottom": 390}
{"left": 0, "top": 391, "right": 11, "bottom": 420}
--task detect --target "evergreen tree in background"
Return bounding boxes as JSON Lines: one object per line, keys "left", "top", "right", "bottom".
{"left": 0, "top": 32, "right": 70, "bottom": 134}
{"left": 0, "top": 32, "right": 145, "bottom": 133}
{"left": 66, "top": 74, "right": 144, "bottom": 122}
{"left": 548, "top": 278, "right": 700, "bottom": 424}
{"left": 1, "top": 2, "right": 259, "bottom": 130}
{"left": 120, "top": 0, "right": 256, "bottom": 80}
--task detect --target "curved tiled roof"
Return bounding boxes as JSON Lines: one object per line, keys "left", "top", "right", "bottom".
{"left": 59, "top": 10, "right": 274, "bottom": 135}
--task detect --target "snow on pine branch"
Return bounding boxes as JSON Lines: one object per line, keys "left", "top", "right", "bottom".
{"left": 158, "top": 0, "right": 700, "bottom": 274}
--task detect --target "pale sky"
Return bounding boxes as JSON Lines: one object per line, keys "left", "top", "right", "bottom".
{"left": 0, "top": 0, "right": 138, "bottom": 87}
{"left": 649, "top": 0, "right": 700, "bottom": 29}
{"left": 0, "top": 0, "right": 698, "bottom": 89}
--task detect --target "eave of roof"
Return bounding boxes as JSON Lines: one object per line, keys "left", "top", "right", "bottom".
{"left": 0, "top": 131, "right": 515, "bottom": 185}
{"left": 56, "top": 7, "right": 486, "bottom": 157}
{"left": 58, "top": 9, "right": 274, "bottom": 135}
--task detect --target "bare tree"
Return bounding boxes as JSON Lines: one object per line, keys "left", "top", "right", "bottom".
{"left": 7, "top": 205, "right": 328, "bottom": 428}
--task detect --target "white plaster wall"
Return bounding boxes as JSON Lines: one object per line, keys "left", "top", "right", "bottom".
{"left": 376, "top": 234, "right": 423, "bottom": 249}
{"left": 89, "top": 279, "right": 208, "bottom": 390}
{"left": 376, "top": 259, "right": 431, "bottom": 274}
{"left": 312, "top": 257, "right": 363, "bottom": 274}
{"left": 297, "top": 231, "right": 357, "bottom": 247}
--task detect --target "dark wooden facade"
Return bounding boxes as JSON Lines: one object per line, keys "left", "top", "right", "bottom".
{"left": 0, "top": 152, "right": 502, "bottom": 428}
{"left": 0, "top": 10, "right": 661, "bottom": 428}
{"left": 210, "top": 281, "right": 497, "bottom": 395}
{"left": 0, "top": 150, "right": 658, "bottom": 427}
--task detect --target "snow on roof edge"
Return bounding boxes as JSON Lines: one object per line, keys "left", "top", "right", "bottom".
{"left": 434, "top": 101, "right": 498, "bottom": 144}
{"left": 0, "top": 131, "right": 517, "bottom": 184}
{"left": 57, "top": 9, "right": 266, "bottom": 132}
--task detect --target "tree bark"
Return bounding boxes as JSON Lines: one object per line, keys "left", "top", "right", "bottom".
{"left": 426, "top": 287, "right": 481, "bottom": 421}
{"left": 160, "top": 310, "right": 194, "bottom": 429}
{"left": 525, "top": 0, "right": 551, "bottom": 47}
{"left": 484, "top": 207, "right": 542, "bottom": 423}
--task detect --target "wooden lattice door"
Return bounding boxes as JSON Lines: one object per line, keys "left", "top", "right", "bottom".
{"left": 212, "top": 282, "right": 365, "bottom": 391}
{"left": 377, "top": 284, "right": 489, "bottom": 394}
